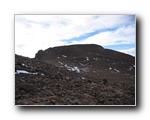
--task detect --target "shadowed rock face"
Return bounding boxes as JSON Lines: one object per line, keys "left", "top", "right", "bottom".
{"left": 15, "top": 44, "right": 135, "bottom": 105}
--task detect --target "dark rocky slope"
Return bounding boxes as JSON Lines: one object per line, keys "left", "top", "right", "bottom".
{"left": 35, "top": 44, "right": 135, "bottom": 83}
{"left": 15, "top": 44, "right": 135, "bottom": 105}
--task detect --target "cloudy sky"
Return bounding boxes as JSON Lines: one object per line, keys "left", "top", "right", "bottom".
{"left": 15, "top": 15, "right": 135, "bottom": 58}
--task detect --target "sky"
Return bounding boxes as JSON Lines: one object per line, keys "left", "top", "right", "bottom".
{"left": 15, "top": 15, "right": 135, "bottom": 58}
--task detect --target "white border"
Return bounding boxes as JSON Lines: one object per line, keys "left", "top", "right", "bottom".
{"left": 1, "top": 0, "right": 149, "bottom": 119}
{"left": 15, "top": 14, "right": 136, "bottom": 107}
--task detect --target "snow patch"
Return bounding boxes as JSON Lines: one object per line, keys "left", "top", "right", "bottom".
{"left": 64, "top": 64, "right": 68, "bottom": 67}
{"left": 72, "top": 66, "right": 80, "bottom": 73}
{"left": 16, "top": 70, "right": 45, "bottom": 75}
{"left": 109, "top": 67, "right": 112, "bottom": 70}
{"left": 64, "top": 65, "right": 80, "bottom": 73}
{"left": 86, "top": 57, "right": 89, "bottom": 61}
{"left": 16, "top": 70, "right": 30, "bottom": 74}
{"left": 81, "top": 77, "right": 86, "bottom": 80}
{"left": 114, "top": 68, "right": 120, "bottom": 73}
{"left": 62, "top": 55, "right": 67, "bottom": 58}
{"left": 129, "top": 66, "right": 133, "bottom": 70}
{"left": 95, "top": 57, "right": 98, "bottom": 61}
{"left": 32, "top": 72, "right": 38, "bottom": 75}
{"left": 58, "top": 61, "right": 63, "bottom": 65}
{"left": 21, "top": 63, "right": 33, "bottom": 69}
{"left": 22, "top": 63, "right": 26, "bottom": 67}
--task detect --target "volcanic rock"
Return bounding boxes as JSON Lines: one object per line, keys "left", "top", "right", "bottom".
{"left": 15, "top": 44, "right": 135, "bottom": 105}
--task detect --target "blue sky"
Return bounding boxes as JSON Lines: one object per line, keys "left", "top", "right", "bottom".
{"left": 15, "top": 15, "right": 135, "bottom": 58}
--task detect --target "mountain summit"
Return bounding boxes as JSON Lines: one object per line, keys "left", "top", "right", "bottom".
{"left": 35, "top": 44, "right": 135, "bottom": 82}
{"left": 15, "top": 44, "right": 135, "bottom": 105}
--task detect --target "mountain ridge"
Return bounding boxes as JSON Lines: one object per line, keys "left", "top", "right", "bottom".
{"left": 35, "top": 44, "right": 134, "bottom": 63}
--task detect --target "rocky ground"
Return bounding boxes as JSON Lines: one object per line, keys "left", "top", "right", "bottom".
{"left": 15, "top": 44, "right": 135, "bottom": 105}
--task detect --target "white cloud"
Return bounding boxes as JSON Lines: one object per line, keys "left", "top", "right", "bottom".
{"left": 70, "top": 25, "right": 135, "bottom": 46}
{"left": 15, "top": 15, "right": 135, "bottom": 58}
{"left": 117, "top": 48, "right": 135, "bottom": 56}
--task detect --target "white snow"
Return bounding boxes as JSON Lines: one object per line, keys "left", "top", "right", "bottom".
{"left": 58, "top": 61, "right": 63, "bottom": 65}
{"left": 22, "top": 63, "right": 26, "bottom": 66}
{"left": 16, "top": 70, "right": 44, "bottom": 75}
{"left": 16, "top": 70, "right": 30, "bottom": 74}
{"left": 93, "top": 57, "right": 98, "bottom": 61}
{"left": 129, "top": 66, "right": 133, "bottom": 70}
{"left": 72, "top": 66, "right": 80, "bottom": 73}
{"left": 64, "top": 64, "right": 68, "bottom": 67}
{"left": 109, "top": 67, "right": 112, "bottom": 70}
{"left": 86, "top": 57, "right": 89, "bottom": 61}
{"left": 129, "top": 65, "right": 135, "bottom": 70}
{"left": 22, "top": 63, "right": 29, "bottom": 68}
{"left": 21, "top": 63, "right": 33, "bottom": 69}
{"left": 81, "top": 77, "right": 86, "bottom": 80}
{"left": 62, "top": 55, "right": 67, "bottom": 58}
{"left": 64, "top": 65, "right": 80, "bottom": 73}
{"left": 57, "top": 57, "right": 60, "bottom": 59}
{"left": 114, "top": 68, "right": 120, "bottom": 73}
{"left": 32, "top": 72, "right": 38, "bottom": 75}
